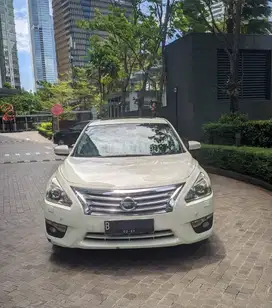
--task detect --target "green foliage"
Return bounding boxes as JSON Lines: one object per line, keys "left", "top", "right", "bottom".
{"left": 37, "top": 122, "right": 53, "bottom": 139}
{"left": 180, "top": 0, "right": 210, "bottom": 33}
{"left": 218, "top": 112, "right": 249, "bottom": 124}
{"left": 37, "top": 80, "right": 75, "bottom": 110}
{"left": 39, "top": 122, "right": 52, "bottom": 131}
{"left": 203, "top": 120, "right": 272, "bottom": 148}
{"left": 0, "top": 90, "right": 43, "bottom": 115}
{"left": 83, "top": 36, "right": 121, "bottom": 102}
{"left": 241, "top": 0, "right": 272, "bottom": 34}
{"left": 194, "top": 144, "right": 272, "bottom": 184}
{"left": 182, "top": 0, "right": 272, "bottom": 34}
{"left": 78, "top": 1, "right": 180, "bottom": 110}
{"left": 3, "top": 82, "right": 12, "bottom": 89}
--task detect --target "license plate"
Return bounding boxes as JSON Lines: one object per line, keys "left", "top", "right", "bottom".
{"left": 104, "top": 219, "right": 154, "bottom": 236}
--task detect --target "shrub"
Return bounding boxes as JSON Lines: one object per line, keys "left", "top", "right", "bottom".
{"left": 37, "top": 122, "right": 53, "bottom": 139}
{"left": 218, "top": 112, "right": 248, "bottom": 124}
{"left": 39, "top": 122, "right": 52, "bottom": 131}
{"left": 194, "top": 144, "right": 272, "bottom": 184}
{"left": 203, "top": 120, "right": 272, "bottom": 148}
{"left": 37, "top": 127, "right": 52, "bottom": 139}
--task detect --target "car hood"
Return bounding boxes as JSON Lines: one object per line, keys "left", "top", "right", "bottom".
{"left": 60, "top": 153, "right": 198, "bottom": 190}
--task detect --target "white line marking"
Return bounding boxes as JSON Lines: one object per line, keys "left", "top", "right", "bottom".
{"left": 45, "top": 152, "right": 50, "bottom": 154}
{"left": 36, "top": 152, "right": 40, "bottom": 155}
{"left": 4, "top": 154, "right": 9, "bottom": 157}
{"left": 15, "top": 153, "right": 20, "bottom": 156}
{"left": 26, "top": 138, "right": 30, "bottom": 141}
{"left": 45, "top": 146, "right": 52, "bottom": 150}
{"left": 26, "top": 153, "right": 30, "bottom": 156}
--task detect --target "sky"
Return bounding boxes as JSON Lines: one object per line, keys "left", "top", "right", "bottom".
{"left": 14, "top": 0, "right": 34, "bottom": 91}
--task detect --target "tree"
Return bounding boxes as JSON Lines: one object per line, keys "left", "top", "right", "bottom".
{"left": 182, "top": 0, "right": 272, "bottom": 34}
{"left": 85, "top": 36, "right": 121, "bottom": 104}
{"left": 73, "top": 67, "right": 102, "bottom": 110}
{"left": 3, "top": 82, "right": 12, "bottom": 89}
{"left": 144, "top": 0, "right": 186, "bottom": 109}
{"left": 240, "top": 0, "right": 272, "bottom": 34}
{"left": 78, "top": 4, "right": 142, "bottom": 112}
{"left": 0, "top": 90, "right": 42, "bottom": 115}
{"left": 79, "top": 1, "right": 180, "bottom": 115}
{"left": 181, "top": 0, "right": 244, "bottom": 112}
{"left": 37, "top": 80, "right": 75, "bottom": 112}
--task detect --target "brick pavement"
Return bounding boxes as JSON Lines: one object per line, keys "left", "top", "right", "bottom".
{"left": 0, "top": 162, "right": 271, "bottom": 308}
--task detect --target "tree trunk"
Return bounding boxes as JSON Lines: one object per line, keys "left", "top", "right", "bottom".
{"left": 158, "top": 0, "right": 171, "bottom": 107}
{"left": 121, "top": 89, "right": 126, "bottom": 117}
{"left": 226, "top": 0, "right": 235, "bottom": 33}
{"left": 228, "top": 0, "right": 242, "bottom": 113}
{"left": 138, "top": 74, "right": 148, "bottom": 116}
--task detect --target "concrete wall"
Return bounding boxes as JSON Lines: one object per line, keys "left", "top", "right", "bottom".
{"left": 166, "top": 33, "right": 272, "bottom": 140}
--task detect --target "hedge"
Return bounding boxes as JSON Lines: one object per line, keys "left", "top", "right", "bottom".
{"left": 194, "top": 144, "right": 272, "bottom": 184}
{"left": 36, "top": 122, "right": 53, "bottom": 139}
{"left": 203, "top": 120, "right": 272, "bottom": 148}
{"left": 39, "top": 122, "right": 52, "bottom": 131}
{"left": 37, "top": 127, "right": 52, "bottom": 139}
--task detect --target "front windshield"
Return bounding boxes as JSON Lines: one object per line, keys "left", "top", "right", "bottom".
{"left": 72, "top": 123, "right": 184, "bottom": 158}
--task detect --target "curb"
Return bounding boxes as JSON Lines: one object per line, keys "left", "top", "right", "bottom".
{"left": 0, "top": 158, "right": 65, "bottom": 165}
{"left": 204, "top": 166, "right": 272, "bottom": 192}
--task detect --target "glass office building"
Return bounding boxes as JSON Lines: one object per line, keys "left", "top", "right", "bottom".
{"left": 52, "top": 0, "right": 133, "bottom": 77}
{"left": 28, "top": 0, "right": 58, "bottom": 89}
{"left": 0, "top": 0, "right": 20, "bottom": 88}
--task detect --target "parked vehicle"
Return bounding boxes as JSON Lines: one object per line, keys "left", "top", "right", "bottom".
{"left": 43, "top": 118, "right": 213, "bottom": 250}
{"left": 53, "top": 121, "right": 90, "bottom": 147}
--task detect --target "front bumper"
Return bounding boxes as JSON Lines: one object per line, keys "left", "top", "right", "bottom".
{"left": 42, "top": 196, "right": 214, "bottom": 249}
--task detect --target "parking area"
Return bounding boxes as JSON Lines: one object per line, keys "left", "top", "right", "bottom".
{"left": 0, "top": 151, "right": 271, "bottom": 307}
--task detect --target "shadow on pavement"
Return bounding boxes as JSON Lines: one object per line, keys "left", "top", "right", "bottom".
{"left": 49, "top": 233, "right": 225, "bottom": 273}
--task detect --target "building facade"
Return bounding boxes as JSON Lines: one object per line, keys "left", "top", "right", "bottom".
{"left": 0, "top": 0, "right": 20, "bottom": 88}
{"left": 52, "top": 0, "right": 133, "bottom": 77}
{"left": 28, "top": 0, "right": 58, "bottom": 90}
{"left": 165, "top": 33, "right": 272, "bottom": 139}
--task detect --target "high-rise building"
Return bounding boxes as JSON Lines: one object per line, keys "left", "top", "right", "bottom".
{"left": 211, "top": 2, "right": 225, "bottom": 20}
{"left": 28, "top": 0, "right": 58, "bottom": 90}
{"left": 52, "top": 0, "right": 133, "bottom": 77}
{"left": 0, "top": 0, "right": 20, "bottom": 89}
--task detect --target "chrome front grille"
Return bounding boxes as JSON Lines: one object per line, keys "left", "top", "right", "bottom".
{"left": 72, "top": 184, "right": 183, "bottom": 216}
{"left": 84, "top": 230, "right": 174, "bottom": 241}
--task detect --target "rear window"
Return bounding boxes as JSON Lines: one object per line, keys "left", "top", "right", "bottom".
{"left": 72, "top": 123, "right": 184, "bottom": 158}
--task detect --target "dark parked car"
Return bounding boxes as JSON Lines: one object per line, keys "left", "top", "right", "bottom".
{"left": 53, "top": 121, "right": 91, "bottom": 147}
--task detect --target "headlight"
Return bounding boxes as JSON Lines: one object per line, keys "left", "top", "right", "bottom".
{"left": 46, "top": 177, "right": 72, "bottom": 206}
{"left": 185, "top": 172, "right": 212, "bottom": 203}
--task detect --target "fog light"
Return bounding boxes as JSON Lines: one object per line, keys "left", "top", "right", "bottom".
{"left": 191, "top": 214, "right": 213, "bottom": 234}
{"left": 46, "top": 219, "right": 67, "bottom": 238}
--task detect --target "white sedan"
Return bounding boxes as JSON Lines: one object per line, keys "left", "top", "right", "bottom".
{"left": 43, "top": 117, "right": 213, "bottom": 250}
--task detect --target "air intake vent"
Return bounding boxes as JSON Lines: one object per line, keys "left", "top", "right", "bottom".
{"left": 217, "top": 49, "right": 271, "bottom": 100}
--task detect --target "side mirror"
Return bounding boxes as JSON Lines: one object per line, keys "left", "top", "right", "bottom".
{"left": 188, "top": 141, "right": 201, "bottom": 151}
{"left": 54, "top": 145, "right": 70, "bottom": 156}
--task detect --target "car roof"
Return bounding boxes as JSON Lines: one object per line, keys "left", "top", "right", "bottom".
{"left": 88, "top": 117, "right": 169, "bottom": 127}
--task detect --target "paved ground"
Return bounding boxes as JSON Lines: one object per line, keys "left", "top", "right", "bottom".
{"left": 0, "top": 132, "right": 272, "bottom": 308}
{"left": 0, "top": 131, "right": 64, "bottom": 164}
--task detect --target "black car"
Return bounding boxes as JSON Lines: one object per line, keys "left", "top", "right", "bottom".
{"left": 53, "top": 121, "right": 91, "bottom": 147}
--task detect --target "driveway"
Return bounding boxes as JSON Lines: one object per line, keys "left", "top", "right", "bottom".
{"left": 0, "top": 132, "right": 271, "bottom": 308}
